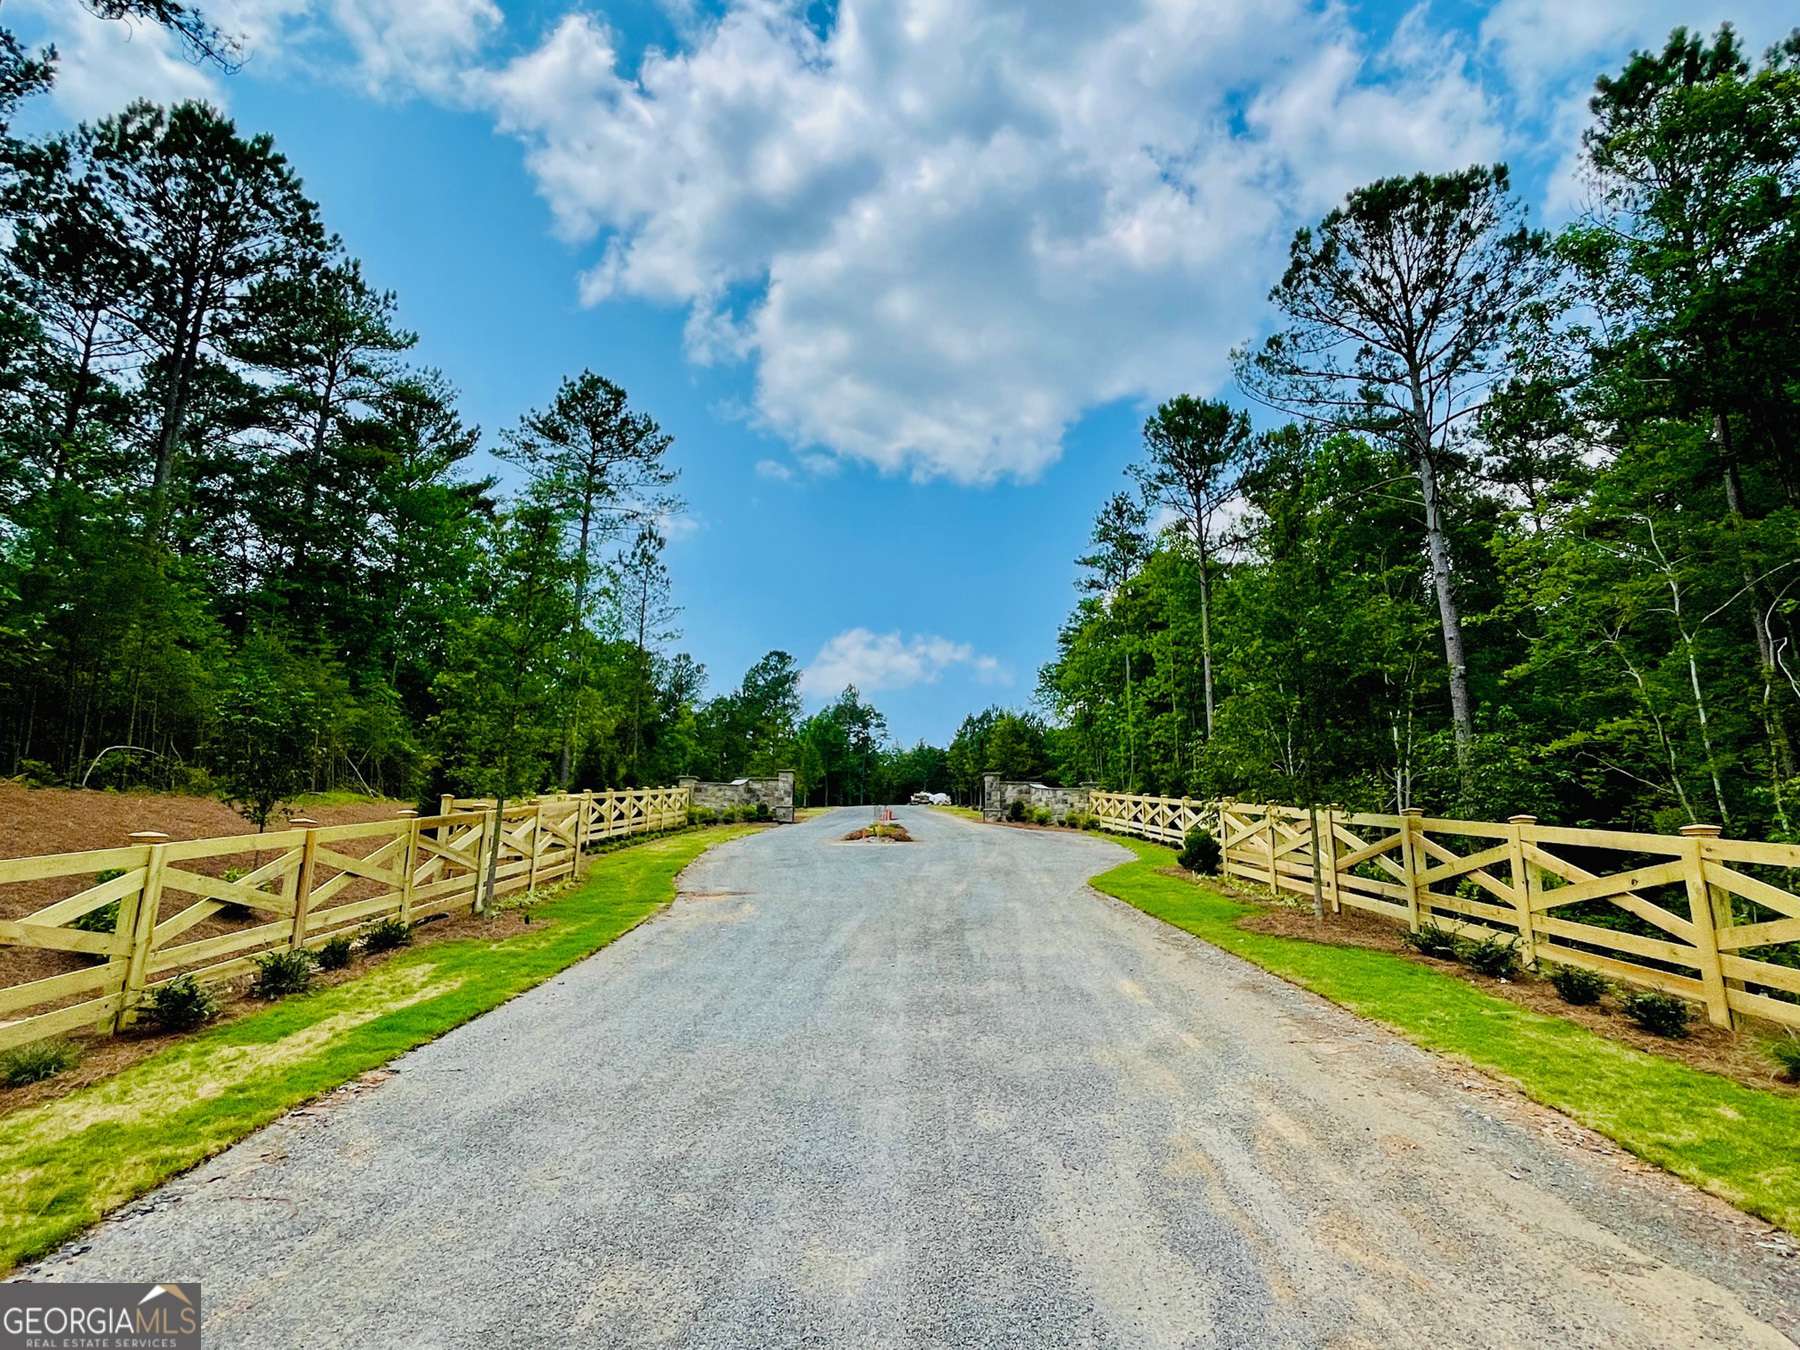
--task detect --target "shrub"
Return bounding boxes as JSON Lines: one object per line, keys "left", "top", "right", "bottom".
{"left": 1177, "top": 826, "right": 1222, "bottom": 875}
{"left": 1032, "top": 805, "right": 1055, "bottom": 826}
{"left": 754, "top": 801, "right": 771, "bottom": 821}
{"left": 1770, "top": 1036, "right": 1800, "bottom": 1083}
{"left": 1082, "top": 815, "right": 1102, "bottom": 832}
{"left": 316, "top": 934, "right": 355, "bottom": 970}
{"left": 1, "top": 1040, "right": 79, "bottom": 1087}
{"left": 145, "top": 974, "right": 219, "bottom": 1032}
{"left": 1400, "top": 922, "right": 1460, "bottom": 959}
{"left": 695, "top": 807, "right": 717, "bottom": 825}
{"left": 361, "top": 918, "right": 413, "bottom": 953}
{"left": 1064, "top": 811, "right": 1085, "bottom": 830}
{"left": 1006, "top": 800, "right": 1025, "bottom": 822}
{"left": 1620, "top": 990, "right": 1694, "bottom": 1038}
{"left": 249, "top": 948, "right": 315, "bottom": 1000}
{"left": 1545, "top": 964, "right": 1607, "bottom": 1006}
{"left": 1458, "top": 934, "right": 1520, "bottom": 979}
{"left": 685, "top": 806, "right": 699, "bottom": 826}
{"left": 16, "top": 757, "right": 58, "bottom": 787}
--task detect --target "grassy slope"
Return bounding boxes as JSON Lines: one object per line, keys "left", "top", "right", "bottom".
{"left": 1092, "top": 836, "right": 1800, "bottom": 1232}
{"left": 0, "top": 825, "right": 752, "bottom": 1272}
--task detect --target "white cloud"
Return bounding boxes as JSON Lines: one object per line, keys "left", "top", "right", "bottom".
{"left": 328, "top": 0, "right": 502, "bottom": 97}
{"left": 480, "top": 1, "right": 1505, "bottom": 485}
{"left": 16, "top": 0, "right": 221, "bottom": 119}
{"left": 800, "top": 629, "right": 1010, "bottom": 697}
{"left": 753, "top": 458, "right": 794, "bottom": 481}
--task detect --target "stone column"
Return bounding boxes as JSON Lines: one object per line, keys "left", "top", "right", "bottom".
{"left": 982, "top": 773, "right": 1002, "bottom": 820}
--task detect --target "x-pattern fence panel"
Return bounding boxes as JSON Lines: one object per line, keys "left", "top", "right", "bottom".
{"left": 0, "top": 786, "right": 692, "bottom": 1052}
{"left": 1087, "top": 792, "right": 1800, "bottom": 1032}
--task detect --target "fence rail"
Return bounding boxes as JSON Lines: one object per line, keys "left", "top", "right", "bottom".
{"left": 0, "top": 787, "right": 690, "bottom": 1053}
{"left": 1087, "top": 792, "right": 1800, "bottom": 1032}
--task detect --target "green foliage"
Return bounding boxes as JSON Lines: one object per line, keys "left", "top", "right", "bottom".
{"left": 1620, "top": 991, "right": 1695, "bottom": 1039}
{"left": 1457, "top": 934, "right": 1521, "bottom": 979}
{"left": 316, "top": 935, "right": 355, "bottom": 970}
{"left": 249, "top": 948, "right": 315, "bottom": 1000}
{"left": 0, "top": 1040, "right": 77, "bottom": 1088}
{"left": 71, "top": 871, "right": 127, "bottom": 934}
{"left": 1546, "top": 964, "right": 1608, "bottom": 1006}
{"left": 360, "top": 919, "right": 412, "bottom": 954}
{"left": 1006, "top": 800, "right": 1025, "bottom": 823}
{"left": 1031, "top": 805, "right": 1054, "bottom": 826}
{"left": 1177, "top": 826, "right": 1221, "bottom": 875}
{"left": 753, "top": 801, "right": 771, "bottom": 822}
{"left": 144, "top": 975, "right": 219, "bottom": 1032}
{"left": 1770, "top": 1036, "right": 1800, "bottom": 1083}
{"left": 1400, "top": 923, "right": 1461, "bottom": 959}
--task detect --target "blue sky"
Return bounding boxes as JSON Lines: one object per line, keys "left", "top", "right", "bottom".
{"left": 12, "top": 0, "right": 1794, "bottom": 745}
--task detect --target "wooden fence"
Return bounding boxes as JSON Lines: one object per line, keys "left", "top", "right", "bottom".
{"left": 0, "top": 786, "right": 690, "bottom": 1053}
{"left": 1088, "top": 792, "right": 1800, "bottom": 1032}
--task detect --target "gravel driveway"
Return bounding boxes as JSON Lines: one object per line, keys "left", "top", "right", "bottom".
{"left": 24, "top": 807, "right": 1800, "bottom": 1347}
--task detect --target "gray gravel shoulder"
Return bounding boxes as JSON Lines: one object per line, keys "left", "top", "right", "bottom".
{"left": 22, "top": 806, "right": 1800, "bottom": 1348}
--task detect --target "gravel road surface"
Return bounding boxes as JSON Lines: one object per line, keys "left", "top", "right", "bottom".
{"left": 23, "top": 806, "right": 1800, "bottom": 1347}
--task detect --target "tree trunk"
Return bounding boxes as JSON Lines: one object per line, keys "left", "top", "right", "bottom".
{"left": 1197, "top": 530, "right": 1215, "bottom": 738}
{"left": 1414, "top": 445, "right": 1474, "bottom": 755}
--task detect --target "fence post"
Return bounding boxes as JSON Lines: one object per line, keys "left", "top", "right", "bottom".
{"left": 1263, "top": 806, "right": 1278, "bottom": 892}
{"left": 575, "top": 791, "right": 591, "bottom": 865}
{"left": 397, "top": 811, "right": 419, "bottom": 924}
{"left": 1399, "top": 807, "right": 1425, "bottom": 932}
{"left": 527, "top": 801, "right": 545, "bottom": 895}
{"left": 113, "top": 832, "right": 168, "bottom": 1033}
{"left": 1322, "top": 807, "right": 1341, "bottom": 915}
{"left": 288, "top": 820, "right": 320, "bottom": 950}
{"left": 1505, "top": 815, "right": 1538, "bottom": 965}
{"left": 1679, "top": 823, "right": 1735, "bottom": 1030}
{"left": 1216, "top": 799, "right": 1233, "bottom": 877}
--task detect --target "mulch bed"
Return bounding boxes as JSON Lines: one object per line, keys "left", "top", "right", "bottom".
{"left": 0, "top": 889, "right": 544, "bottom": 1116}
{"left": 1173, "top": 867, "right": 1800, "bottom": 1096}
{"left": 842, "top": 824, "right": 914, "bottom": 843}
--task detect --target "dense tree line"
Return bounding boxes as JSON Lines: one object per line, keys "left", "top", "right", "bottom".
{"left": 1037, "top": 25, "right": 1800, "bottom": 839}
{"left": 0, "top": 36, "right": 941, "bottom": 814}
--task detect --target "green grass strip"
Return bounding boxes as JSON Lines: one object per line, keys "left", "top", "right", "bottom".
{"left": 0, "top": 825, "right": 753, "bottom": 1272}
{"left": 1092, "top": 836, "right": 1800, "bottom": 1232}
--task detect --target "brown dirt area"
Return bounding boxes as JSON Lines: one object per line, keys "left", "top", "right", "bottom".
{"left": 1184, "top": 867, "right": 1800, "bottom": 1097}
{"left": 1, "top": 785, "right": 414, "bottom": 993}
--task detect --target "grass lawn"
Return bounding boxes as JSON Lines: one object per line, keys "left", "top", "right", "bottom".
{"left": 928, "top": 804, "right": 984, "bottom": 821}
{"left": 0, "top": 825, "right": 753, "bottom": 1273}
{"left": 1092, "top": 835, "right": 1800, "bottom": 1233}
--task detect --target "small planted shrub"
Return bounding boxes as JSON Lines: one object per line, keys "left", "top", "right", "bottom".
{"left": 696, "top": 807, "right": 718, "bottom": 826}
{"left": 1063, "top": 811, "right": 1085, "bottom": 830}
{"left": 250, "top": 948, "right": 315, "bottom": 1000}
{"left": 71, "top": 869, "right": 128, "bottom": 934}
{"left": 361, "top": 918, "right": 413, "bottom": 954}
{"left": 2, "top": 1039, "right": 79, "bottom": 1087}
{"left": 754, "top": 801, "right": 771, "bottom": 821}
{"left": 1032, "top": 805, "right": 1055, "bottom": 826}
{"left": 316, "top": 934, "right": 355, "bottom": 970}
{"left": 1177, "top": 826, "right": 1222, "bottom": 876}
{"left": 1082, "top": 815, "right": 1102, "bottom": 832}
{"left": 685, "top": 806, "right": 699, "bottom": 826}
{"left": 1006, "top": 800, "right": 1026, "bottom": 823}
{"left": 1770, "top": 1036, "right": 1800, "bottom": 1083}
{"left": 1458, "top": 934, "right": 1520, "bottom": 979}
{"left": 1400, "top": 922, "right": 1461, "bottom": 959}
{"left": 1621, "top": 990, "right": 1694, "bottom": 1039}
{"left": 145, "top": 974, "right": 219, "bottom": 1032}
{"left": 1545, "top": 964, "right": 1607, "bottom": 1006}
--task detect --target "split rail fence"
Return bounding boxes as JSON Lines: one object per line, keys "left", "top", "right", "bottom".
{"left": 0, "top": 786, "right": 690, "bottom": 1053}
{"left": 1088, "top": 792, "right": 1800, "bottom": 1032}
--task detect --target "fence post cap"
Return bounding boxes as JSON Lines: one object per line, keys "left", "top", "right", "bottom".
{"left": 127, "top": 830, "right": 170, "bottom": 843}
{"left": 289, "top": 816, "right": 320, "bottom": 827}
{"left": 395, "top": 808, "right": 418, "bottom": 818}
{"left": 1507, "top": 813, "right": 1537, "bottom": 824}
{"left": 1678, "top": 823, "right": 1724, "bottom": 838}
{"left": 1400, "top": 807, "right": 1425, "bottom": 818}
